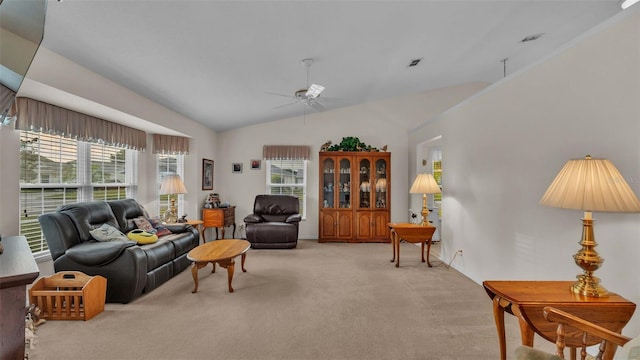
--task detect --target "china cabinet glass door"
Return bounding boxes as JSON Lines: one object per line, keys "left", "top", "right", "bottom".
{"left": 338, "top": 158, "right": 351, "bottom": 208}
{"left": 374, "top": 158, "right": 388, "bottom": 209}
{"left": 322, "top": 158, "right": 335, "bottom": 209}
{"left": 358, "top": 158, "right": 371, "bottom": 209}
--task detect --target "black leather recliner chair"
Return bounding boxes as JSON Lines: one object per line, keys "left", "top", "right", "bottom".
{"left": 39, "top": 199, "right": 199, "bottom": 303}
{"left": 243, "top": 195, "right": 301, "bottom": 249}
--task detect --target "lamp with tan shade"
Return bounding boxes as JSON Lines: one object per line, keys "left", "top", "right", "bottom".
{"left": 159, "top": 174, "right": 188, "bottom": 223}
{"left": 409, "top": 173, "right": 441, "bottom": 226}
{"left": 540, "top": 155, "right": 640, "bottom": 297}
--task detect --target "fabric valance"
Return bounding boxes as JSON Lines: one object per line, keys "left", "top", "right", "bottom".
{"left": 15, "top": 97, "right": 147, "bottom": 151}
{"left": 152, "top": 134, "right": 190, "bottom": 155}
{"left": 263, "top": 145, "right": 311, "bottom": 160}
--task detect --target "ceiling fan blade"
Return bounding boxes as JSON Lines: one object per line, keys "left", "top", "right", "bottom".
{"left": 273, "top": 101, "right": 300, "bottom": 110}
{"left": 307, "top": 101, "right": 327, "bottom": 112}
{"left": 306, "top": 84, "right": 325, "bottom": 99}
{"left": 265, "top": 91, "right": 296, "bottom": 99}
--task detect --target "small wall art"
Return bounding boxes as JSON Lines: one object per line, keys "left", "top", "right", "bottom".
{"left": 250, "top": 159, "right": 261, "bottom": 170}
{"left": 232, "top": 163, "right": 243, "bottom": 173}
{"left": 202, "top": 159, "right": 214, "bottom": 190}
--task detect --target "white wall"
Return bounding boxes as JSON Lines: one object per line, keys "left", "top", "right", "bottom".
{"left": 409, "top": 8, "right": 640, "bottom": 336}
{"left": 215, "top": 82, "right": 487, "bottom": 239}
{"left": 0, "top": 125, "right": 20, "bottom": 236}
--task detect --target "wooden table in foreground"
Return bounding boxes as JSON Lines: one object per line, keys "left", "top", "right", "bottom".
{"left": 483, "top": 280, "right": 636, "bottom": 360}
{"left": 187, "top": 239, "right": 250, "bottom": 293}
{"left": 387, "top": 223, "right": 436, "bottom": 267}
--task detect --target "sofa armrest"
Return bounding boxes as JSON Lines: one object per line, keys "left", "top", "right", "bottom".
{"left": 285, "top": 214, "right": 302, "bottom": 223}
{"left": 39, "top": 212, "right": 81, "bottom": 261}
{"left": 244, "top": 214, "right": 263, "bottom": 223}
{"left": 65, "top": 240, "right": 136, "bottom": 267}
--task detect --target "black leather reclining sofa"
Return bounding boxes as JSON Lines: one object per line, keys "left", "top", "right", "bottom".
{"left": 39, "top": 199, "right": 199, "bottom": 303}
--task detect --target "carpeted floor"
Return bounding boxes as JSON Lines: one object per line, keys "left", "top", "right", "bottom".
{"left": 28, "top": 240, "right": 542, "bottom": 360}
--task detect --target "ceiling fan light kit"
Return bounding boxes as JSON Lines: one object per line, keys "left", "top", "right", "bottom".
{"left": 305, "top": 84, "right": 325, "bottom": 99}
{"left": 269, "top": 58, "right": 329, "bottom": 112}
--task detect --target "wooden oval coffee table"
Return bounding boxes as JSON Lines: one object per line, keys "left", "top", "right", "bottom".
{"left": 187, "top": 239, "right": 250, "bottom": 293}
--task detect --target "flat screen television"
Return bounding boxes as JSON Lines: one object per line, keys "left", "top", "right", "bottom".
{"left": 0, "top": 0, "right": 46, "bottom": 125}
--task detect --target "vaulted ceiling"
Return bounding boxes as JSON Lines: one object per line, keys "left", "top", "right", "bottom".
{"left": 33, "top": 1, "right": 624, "bottom": 132}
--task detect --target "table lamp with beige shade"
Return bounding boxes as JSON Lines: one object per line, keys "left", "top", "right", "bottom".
{"left": 540, "top": 155, "right": 640, "bottom": 297}
{"left": 159, "top": 174, "right": 188, "bottom": 223}
{"left": 409, "top": 173, "right": 441, "bottom": 226}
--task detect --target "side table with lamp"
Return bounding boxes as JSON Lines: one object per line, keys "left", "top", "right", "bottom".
{"left": 486, "top": 155, "right": 640, "bottom": 360}
{"left": 388, "top": 173, "right": 441, "bottom": 267}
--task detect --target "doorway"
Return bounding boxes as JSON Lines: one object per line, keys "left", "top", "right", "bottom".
{"left": 415, "top": 136, "right": 442, "bottom": 241}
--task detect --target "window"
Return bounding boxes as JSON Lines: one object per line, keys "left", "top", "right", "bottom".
{"left": 266, "top": 159, "right": 307, "bottom": 219}
{"left": 19, "top": 130, "right": 137, "bottom": 254}
{"left": 431, "top": 148, "right": 442, "bottom": 218}
{"left": 157, "top": 153, "right": 184, "bottom": 218}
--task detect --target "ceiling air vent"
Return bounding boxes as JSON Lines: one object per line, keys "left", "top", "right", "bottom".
{"left": 407, "top": 58, "right": 423, "bottom": 67}
{"left": 521, "top": 33, "right": 544, "bottom": 43}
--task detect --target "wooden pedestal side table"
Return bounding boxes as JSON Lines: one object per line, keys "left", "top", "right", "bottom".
{"left": 187, "top": 239, "right": 250, "bottom": 293}
{"left": 1, "top": 236, "right": 39, "bottom": 360}
{"left": 387, "top": 223, "right": 436, "bottom": 267}
{"left": 483, "top": 280, "right": 636, "bottom": 360}
{"left": 203, "top": 206, "right": 236, "bottom": 241}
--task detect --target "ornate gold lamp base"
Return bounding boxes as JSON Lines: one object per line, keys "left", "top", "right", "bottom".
{"left": 570, "top": 216, "right": 609, "bottom": 297}
{"left": 420, "top": 193, "right": 429, "bottom": 226}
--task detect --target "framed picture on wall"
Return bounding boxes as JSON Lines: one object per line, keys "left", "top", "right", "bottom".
{"left": 202, "top": 159, "right": 214, "bottom": 190}
{"left": 232, "top": 163, "right": 243, "bottom": 174}
{"left": 250, "top": 159, "right": 261, "bottom": 170}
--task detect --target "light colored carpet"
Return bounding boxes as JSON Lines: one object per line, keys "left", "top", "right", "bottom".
{"left": 28, "top": 240, "right": 542, "bottom": 360}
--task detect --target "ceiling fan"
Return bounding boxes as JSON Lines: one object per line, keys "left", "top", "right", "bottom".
{"left": 268, "top": 58, "right": 328, "bottom": 112}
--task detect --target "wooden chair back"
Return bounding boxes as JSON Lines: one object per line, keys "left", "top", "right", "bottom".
{"left": 543, "top": 306, "right": 633, "bottom": 360}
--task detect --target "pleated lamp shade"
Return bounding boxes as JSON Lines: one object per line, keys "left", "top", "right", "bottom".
{"left": 410, "top": 173, "right": 441, "bottom": 194}
{"left": 540, "top": 156, "right": 640, "bottom": 212}
{"left": 159, "top": 174, "right": 188, "bottom": 195}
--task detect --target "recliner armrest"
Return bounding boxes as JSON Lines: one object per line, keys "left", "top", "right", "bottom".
{"left": 164, "top": 223, "right": 191, "bottom": 233}
{"left": 285, "top": 214, "right": 302, "bottom": 223}
{"left": 65, "top": 240, "right": 136, "bottom": 267}
{"left": 244, "top": 214, "right": 263, "bottom": 223}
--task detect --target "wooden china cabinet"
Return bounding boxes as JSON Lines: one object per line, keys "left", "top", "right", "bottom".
{"left": 319, "top": 151, "right": 391, "bottom": 243}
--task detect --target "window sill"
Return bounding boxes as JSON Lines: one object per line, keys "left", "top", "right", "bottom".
{"left": 33, "top": 251, "right": 52, "bottom": 263}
